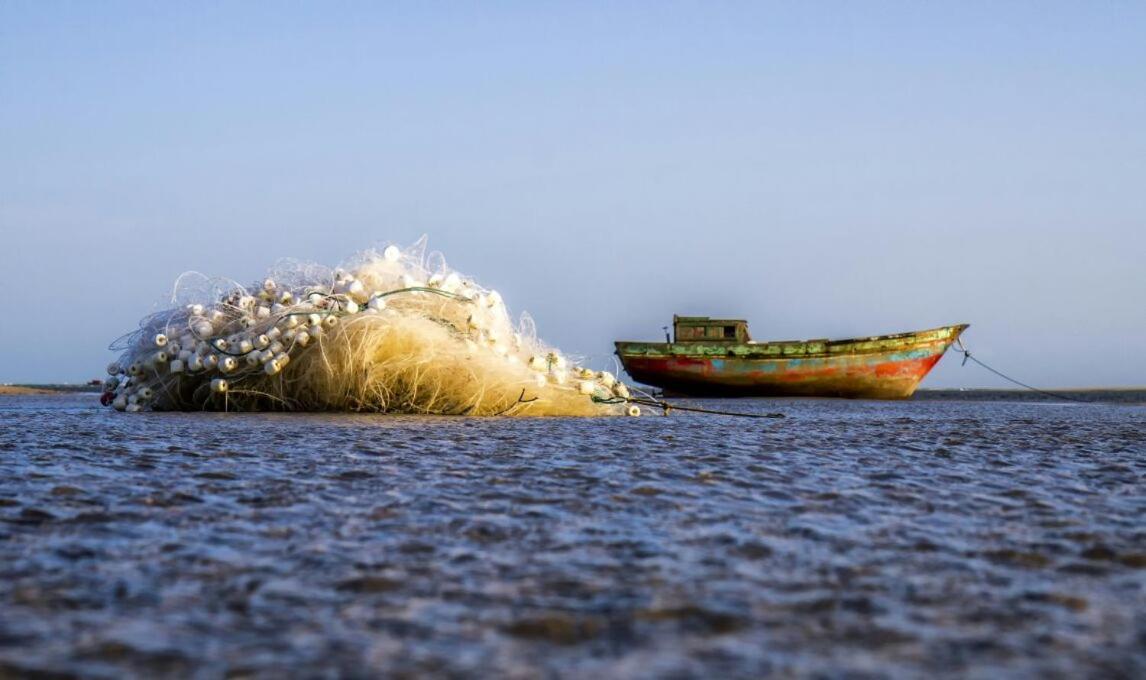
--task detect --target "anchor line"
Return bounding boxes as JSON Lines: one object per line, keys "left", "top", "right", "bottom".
{"left": 627, "top": 397, "right": 785, "bottom": 419}
{"left": 950, "top": 338, "right": 1087, "bottom": 403}
{"left": 590, "top": 393, "right": 784, "bottom": 418}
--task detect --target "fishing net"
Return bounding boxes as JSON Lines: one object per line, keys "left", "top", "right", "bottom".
{"left": 101, "top": 238, "right": 634, "bottom": 416}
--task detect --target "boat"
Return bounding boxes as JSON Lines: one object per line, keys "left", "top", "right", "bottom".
{"left": 615, "top": 316, "right": 969, "bottom": 399}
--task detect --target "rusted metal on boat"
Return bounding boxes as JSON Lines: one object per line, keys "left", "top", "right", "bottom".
{"left": 615, "top": 316, "right": 969, "bottom": 400}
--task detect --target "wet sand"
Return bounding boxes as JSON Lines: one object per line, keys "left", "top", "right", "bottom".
{"left": 0, "top": 385, "right": 100, "bottom": 396}
{"left": 0, "top": 386, "right": 63, "bottom": 396}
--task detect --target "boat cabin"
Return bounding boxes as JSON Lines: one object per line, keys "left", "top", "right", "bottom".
{"left": 673, "top": 315, "right": 751, "bottom": 343}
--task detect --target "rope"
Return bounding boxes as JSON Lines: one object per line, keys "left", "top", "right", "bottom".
{"left": 374, "top": 287, "right": 474, "bottom": 302}
{"left": 595, "top": 392, "right": 783, "bottom": 419}
{"left": 950, "top": 338, "right": 1087, "bottom": 403}
{"left": 635, "top": 399, "right": 784, "bottom": 419}
{"left": 202, "top": 287, "right": 471, "bottom": 357}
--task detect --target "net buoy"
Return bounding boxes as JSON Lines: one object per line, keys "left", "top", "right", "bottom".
{"left": 100, "top": 240, "right": 632, "bottom": 417}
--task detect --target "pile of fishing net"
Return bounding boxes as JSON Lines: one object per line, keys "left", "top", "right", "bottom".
{"left": 102, "top": 239, "right": 637, "bottom": 416}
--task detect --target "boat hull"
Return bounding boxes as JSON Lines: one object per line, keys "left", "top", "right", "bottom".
{"left": 615, "top": 324, "right": 968, "bottom": 400}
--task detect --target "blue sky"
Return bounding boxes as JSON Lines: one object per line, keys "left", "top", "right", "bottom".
{"left": 2, "top": 2, "right": 1144, "bottom": 387}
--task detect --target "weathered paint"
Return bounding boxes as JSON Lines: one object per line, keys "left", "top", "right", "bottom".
{"left": 615, "top": 324, "right": 968, "bottom": 400}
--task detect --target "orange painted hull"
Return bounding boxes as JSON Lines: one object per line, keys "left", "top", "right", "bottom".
{"left": 615, "top": 324, "right": 968, "bottom": 400}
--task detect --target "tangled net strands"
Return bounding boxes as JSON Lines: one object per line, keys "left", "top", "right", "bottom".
{"left": 102, "top": 239, "right": 636, "bottom": 417}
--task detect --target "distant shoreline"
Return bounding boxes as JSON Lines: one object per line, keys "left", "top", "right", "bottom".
{"left": 913, "top": 388, "right": 1146, "bottom": 404}
{"left": 0, "top": 384, "right": 101, "bottom": 396}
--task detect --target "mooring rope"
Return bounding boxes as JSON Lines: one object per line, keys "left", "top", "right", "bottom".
{"left": 950, "top": 338, "right": 1087, "bottom": 403}
{"left": 631, "top": 397, "right": 786, "bottom": 418}
{"left": 593, "top": 394, "right": 785, "bottom": 419}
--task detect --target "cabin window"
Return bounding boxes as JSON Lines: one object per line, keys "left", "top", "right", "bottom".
{"left": 723, "top": 326, "right": 736, "bottom": 339}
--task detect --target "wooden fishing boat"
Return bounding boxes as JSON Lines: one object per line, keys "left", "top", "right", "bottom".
{"left": 615, "top": 316, "right": 968, "bottom": 399}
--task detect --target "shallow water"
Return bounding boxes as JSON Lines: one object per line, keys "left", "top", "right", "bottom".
{"left": 1, "top": 394, "right": 1143, "bottom": 678}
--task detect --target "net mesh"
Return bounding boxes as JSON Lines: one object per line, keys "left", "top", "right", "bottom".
{"left": 101, "top": 239, "right": 632, "bottom": 416}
